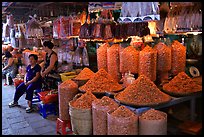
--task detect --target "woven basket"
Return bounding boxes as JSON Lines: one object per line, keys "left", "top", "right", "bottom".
{"left": 69, "top": 94, "right": 92, "bottom": 135}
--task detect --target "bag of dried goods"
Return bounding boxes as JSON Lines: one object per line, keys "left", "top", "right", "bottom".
{"left": 58, "top": 80, "right": 78, "bottom": 120}
{"left": 59, "top": 16, "right": 69, "bottom": 38}
{"left": 107, "top": 106, "right": 138, "bottom": 135}
{"left": 82, "top": 46, "right": 89, "bottom": 67}
{"left": 120, "top": 46, "right": 139, "bottom": 74}
{"left": 92, "top": 96, "right": 119, "bottom": 135}
{"left": 139, "top": 108, "right": 167, "bottom": 135}
{"left": 115, "top": 75, "right": 171, "bottom": 107}
{"left": 119, "top": 44, "right": 125, "bottom": 77}
{"left": 153, "top": 42, "right": 171, "bottom": 82}
{"left": 103, "top": 23, "right": 113, "bottom": 40}
{"left": 114, "top": 23, "right": 121, "bottom": 39}
{"left": 92, "top": 22, "right": 104, "bottom": 39}
{"left": 107, "top": 44, "right": 121, "bottom": 82}
{"left": 79, "top": 68, "right": 123, "bottom": 94}
{"left": 170, "top": 40, "right": 186, "bottom": 76}
{"left": 69, "top": 92, "right": 97, "bottom": 135}
{"left": 139, "top": 45, "right": 157, "bottom": 81}
{"left": 163, "top": 72, "right": 202, "bottom": 96}
{"left": 97, "top": 43, "right": 110, "bottom": 72}
{"left": 120, "top": 23, "right": 128, "bottom": 39}
{"left": 79, "top": 21, "right": 90, "bottom": 39}
{"left": 72, "top": 16, "right": 81, "bottom": 36}
{"left": 127, "top": 23, "right": 137, "bottom": 36}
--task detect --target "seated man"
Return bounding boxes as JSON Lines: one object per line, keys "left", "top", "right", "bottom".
{"left": 9, "top": 54, "right": 42, "bottom": 113}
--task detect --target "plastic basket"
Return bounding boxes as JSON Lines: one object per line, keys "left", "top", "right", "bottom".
{"left": 60, "top": 72, "right": 77, "bottom": 82}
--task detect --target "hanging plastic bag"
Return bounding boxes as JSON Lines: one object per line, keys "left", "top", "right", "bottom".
{"left": 79, "top": 14, "right": 91, "bottom": 39}
{"left": 73, "top": 46, "right": 83, "bottom": 67}
{"left": 59, "top": 16, "right": 69, "bottom": 38}
{"left": 7, "top": 14, "right": 14, "bottom": 28}
{"left": 72, "top": 15, "right": 81, "bottom": 36}
{"left": 2, "top": 23, "right": 10, "bottom": 38}
{"left": 82, "top": 46, "right": 89, "bottom": 67}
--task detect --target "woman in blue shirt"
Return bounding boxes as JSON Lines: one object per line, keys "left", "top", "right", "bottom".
{"left": 9, "top": 54, "right": 42, "bottom": 113}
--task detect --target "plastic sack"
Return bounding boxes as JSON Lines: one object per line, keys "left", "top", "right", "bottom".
{"left": 107, "top": 44, "right": 121, "bottom": 82}
{"left": 58, "top": 80, "right": 78, "bottom": 120}
{"left": 139, "top": 45, "right": 157, "bottom": 81}
{"left": 97, "top": 43, "right": 110, "bottom": 71}
{"left": 139, "top": 109, "right": 167, "bottom": 135}
{"left": 92, "top": 96, "right": 119, "bottom": 135}
{"left": 107, "top": 106, "right": 138, "bottom": 135}
{"left": 153, "top": 42, "right": 171, "bottom": 72}
{"left": 120, "top": 46, "right": 139, "bottom": 74}
{"left": 170, "top": 40, "right": 186, "bottom": 76}
{"left": 82, "top": 46, "right": 89, "bottom": 67}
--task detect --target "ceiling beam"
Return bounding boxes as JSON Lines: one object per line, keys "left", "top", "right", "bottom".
{"left": 5, "top": 6, "right": 34, "bottom": 9}
{"left": 2, "top": 2, "right": 14, "bottom": 12}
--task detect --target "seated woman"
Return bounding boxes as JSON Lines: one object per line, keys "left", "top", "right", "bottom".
{"left": 2, "top": 51, "right": 18, "bottom": 85}
{"left": 41, "top": 40, "right": 59, "bottom": 89}
{"left": 9, "top": 54, "right": 42, "bottom": 113}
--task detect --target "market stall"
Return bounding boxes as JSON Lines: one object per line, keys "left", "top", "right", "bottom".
{"left": 2, "top": 2, "right": 202, "bottom": 135}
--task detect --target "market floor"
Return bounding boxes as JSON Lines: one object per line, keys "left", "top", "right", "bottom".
{"left": 2, "top": 79, "right": 60, "bottom": 135}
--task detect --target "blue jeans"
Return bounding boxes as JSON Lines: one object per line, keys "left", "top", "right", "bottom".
{"left": 14, "top": 82, "right": 42, "bottom": 102}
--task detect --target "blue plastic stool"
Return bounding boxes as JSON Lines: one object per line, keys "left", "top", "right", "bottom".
{"left": 32, "top": 89, "right": 42, "bottom": 104}
{"left": 38, "top": 103, "right": 57, "bottom": 119}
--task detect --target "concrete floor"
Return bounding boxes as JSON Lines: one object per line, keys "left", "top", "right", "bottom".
{"left": 2, "top": 79, "right": 60, "bottom": 135}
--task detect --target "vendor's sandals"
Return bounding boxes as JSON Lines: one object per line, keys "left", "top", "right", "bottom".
{"left": 8, "top": 101, "right": 19, "bottom": 108}
{"left": 26, "top": 107, "right": 33, "bottom": 113}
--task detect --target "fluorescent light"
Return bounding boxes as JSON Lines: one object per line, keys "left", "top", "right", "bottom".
{"left": 187, "top": 32, "right": 202, "bottom": 35}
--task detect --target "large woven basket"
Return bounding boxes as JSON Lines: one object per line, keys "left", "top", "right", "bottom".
{"left": 68, "top": 94, "right": 92, "bottom": 135}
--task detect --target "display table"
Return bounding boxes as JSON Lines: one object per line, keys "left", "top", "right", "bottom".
{"left": 119, "top": 92, "right": 202, "bottom": 121}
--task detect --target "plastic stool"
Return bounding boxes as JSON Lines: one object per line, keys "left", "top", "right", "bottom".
{"left": 38, "top": 103, "right": 57, "bottom": 118}
{"left": 32, "top": 89, "right": 42, "bottom": 103}
{"left": 56, "top": 117, "right": 73, "bottom": 135}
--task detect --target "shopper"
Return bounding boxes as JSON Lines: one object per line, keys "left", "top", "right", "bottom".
{"left": 2, "top": 51, "right": 18, "bottom": 86}
{"left": 8, "top": 54, "right": 42, "bottom": 113}
{"left": 41, "top": 40, "right": 59, "bottom": 89}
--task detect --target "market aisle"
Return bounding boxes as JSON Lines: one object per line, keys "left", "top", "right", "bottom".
{"left": 2, "top": 79, "right": 59, "bottom": 135}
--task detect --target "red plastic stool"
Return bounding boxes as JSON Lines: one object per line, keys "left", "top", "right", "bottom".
{"left": 56, "top": 117, "right": 73, "bottom": 135}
